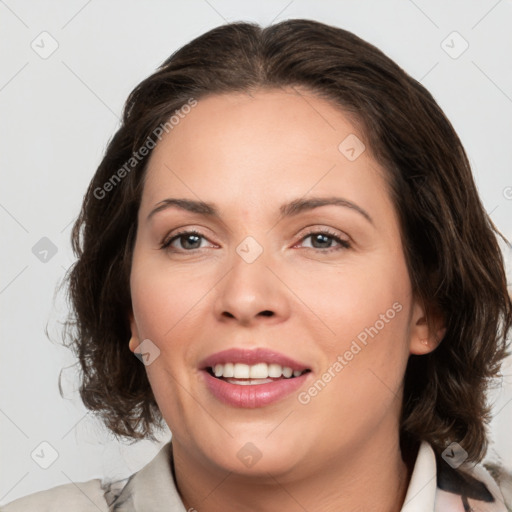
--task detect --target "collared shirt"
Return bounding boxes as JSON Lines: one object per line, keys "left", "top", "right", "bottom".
{"left": 2, "top": 440, "right": 510, "bottom": 511}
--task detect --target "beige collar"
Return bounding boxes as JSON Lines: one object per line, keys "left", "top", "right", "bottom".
{"left": 109, "top": 439, "right": 507, "bottom": 511}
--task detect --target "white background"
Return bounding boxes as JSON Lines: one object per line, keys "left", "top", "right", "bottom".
{"left": 1, "top": 0, "right": 511, "bottom": 505}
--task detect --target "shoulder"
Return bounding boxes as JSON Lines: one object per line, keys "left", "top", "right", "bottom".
{"left": 434, "top": 448, "right": 512, "bottom": 511}
{"left": 0, "top": 441, "right": 176, "bottom": 512}
{"left": 482, "top": 459, "right": 512, "bottom": 508}
{"left": 0, "top": 476, "right": 130, "bottom": 512}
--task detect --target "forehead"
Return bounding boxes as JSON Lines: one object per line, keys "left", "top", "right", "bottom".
{"left": 140, "top": 87, "right": 389, "bottom": 217}
{"left": 149, "top": 87, "right": 364, "bottom": 164}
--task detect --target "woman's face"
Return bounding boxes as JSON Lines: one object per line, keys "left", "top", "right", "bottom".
{"left": 129, "top": 87, "right": 435, "bottom": 477}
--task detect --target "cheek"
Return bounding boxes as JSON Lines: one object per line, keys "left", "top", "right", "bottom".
{"left": 130, "top": 254, "right": 207, "bottom": 341}
{"left": 130, "top": 277, "right": 173, "bottom": 340}
{"left": 304, "top": 257, "right": 412, "bottom": 399}
{"left": 129, "top": 259, "right": 201, "bottom": 417}
{"left": 296, "top": 255, "right": 410, "bottom": 339}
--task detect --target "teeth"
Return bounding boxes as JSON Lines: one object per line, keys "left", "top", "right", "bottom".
{"left": 223, "top": 363, "right": 234, "bottom": 377}
{"left": 234, "top": 363, "right": 250, "bottom": 378}
{"left": 225, "top": 378, "right": 275, "bottom": 386}
{"left": 249, "top": 363, "right": 268, "bottom": 379}
{"left": 282, "top": 366, "right": 293, "bottom": 378}
{"left": 211, "top": 363, "right": 306, "bottom": 379}
{"left": 268, "top": 363, "right": 282, "bottom": 378}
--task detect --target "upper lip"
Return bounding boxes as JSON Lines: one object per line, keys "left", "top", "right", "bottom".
{"left": 199, "top": 348, "right": 310, "bottom": 372}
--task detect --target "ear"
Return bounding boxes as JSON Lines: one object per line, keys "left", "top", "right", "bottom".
{"left": 409, "top": 299, "right": 446, "bottom": 355}
{"left": 128, "top": 311, "right": 140, "bottom": 353}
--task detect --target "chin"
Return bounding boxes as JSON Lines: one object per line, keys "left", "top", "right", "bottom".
{"left": 196, "top": 433, "right": 305, "bottom": 477}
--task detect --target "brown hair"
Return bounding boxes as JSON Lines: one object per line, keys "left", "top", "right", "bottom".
{"left": 60, "top": 19, "right": 512, "bottom": 462}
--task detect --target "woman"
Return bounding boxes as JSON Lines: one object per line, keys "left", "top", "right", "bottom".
{"left": 3, "top": 18, "right": 511, "bottom": 512}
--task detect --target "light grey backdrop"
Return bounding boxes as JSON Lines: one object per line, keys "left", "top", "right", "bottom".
{"left": 1, "top": 0, "right": 512, "bottom": 505}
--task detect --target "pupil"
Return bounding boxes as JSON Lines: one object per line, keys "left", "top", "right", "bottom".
{"left": 313, "top": 234, "right": 331, "bottom": 248}
{"left": 182, "top": 234, "right": 200, "bottom": 249}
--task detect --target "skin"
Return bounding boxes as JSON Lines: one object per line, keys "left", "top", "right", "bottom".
{"left": 128, "top": 87, "right": 445, "bottom": 512}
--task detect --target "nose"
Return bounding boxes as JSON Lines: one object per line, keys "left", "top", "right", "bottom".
{"left": 213, "top": 246, "right": 290, "bottom": 327}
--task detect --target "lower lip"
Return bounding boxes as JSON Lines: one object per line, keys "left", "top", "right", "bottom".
{"left": 202, "top": 370, "right": 310, "bottom": 408}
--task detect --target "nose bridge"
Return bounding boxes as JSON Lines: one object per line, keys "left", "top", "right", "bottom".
{"left": 214, "top": 232, "right": 287, "bottom": 323}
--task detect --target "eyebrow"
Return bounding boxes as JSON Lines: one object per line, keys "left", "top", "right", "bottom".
{"left": 147, "top": 196, "right": 373, "bottom": 225}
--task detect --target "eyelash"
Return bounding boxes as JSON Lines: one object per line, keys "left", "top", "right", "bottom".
{"left": 160, "top": 228, "right": 351, "bottom": 254}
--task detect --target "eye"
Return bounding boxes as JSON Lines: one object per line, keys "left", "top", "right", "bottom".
{"left": 160, "top": 228, "right": 351, "bottom": 254}
{"left": 297, "top": 229, "right": 351, "bottom": 253}
{"left": 160, "top": 229, "right": 213, "bottom": 252}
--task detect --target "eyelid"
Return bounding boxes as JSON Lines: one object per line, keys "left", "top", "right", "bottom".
{"left": 295, "top": 226, "right": 351, "bottom": 251}
{"left": 296, "top": 224, "right": 350, "bottom": 241}
{"left": 160, "top": 228, "right": 216, "bottom": 250}
{"left": 160, "top": 225, "right": 352, "bottom": 253}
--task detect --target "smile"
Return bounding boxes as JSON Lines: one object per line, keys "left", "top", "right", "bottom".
{"left": 199, "top": 348, "right": 313, "bottom": 407}
{"left": 209, "top": 362, "right": 309, "bottom": 381}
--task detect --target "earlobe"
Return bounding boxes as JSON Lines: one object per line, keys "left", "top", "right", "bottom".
{"left": 129, "top": 336, "right": 139, "bottom": 353}
{"left": 409, "top": 300, "right": 446, "bottom": 355}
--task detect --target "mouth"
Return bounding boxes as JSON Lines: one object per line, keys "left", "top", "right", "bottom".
{"left": 199, "top": 348, "right": 313, "bottom": 407}
{"left": 205, "top": 362, "right": 311, "bottom": 385}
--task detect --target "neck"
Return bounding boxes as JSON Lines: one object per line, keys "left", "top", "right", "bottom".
{"left": 171, "top": 432, "right": 413, "bottom": 512}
